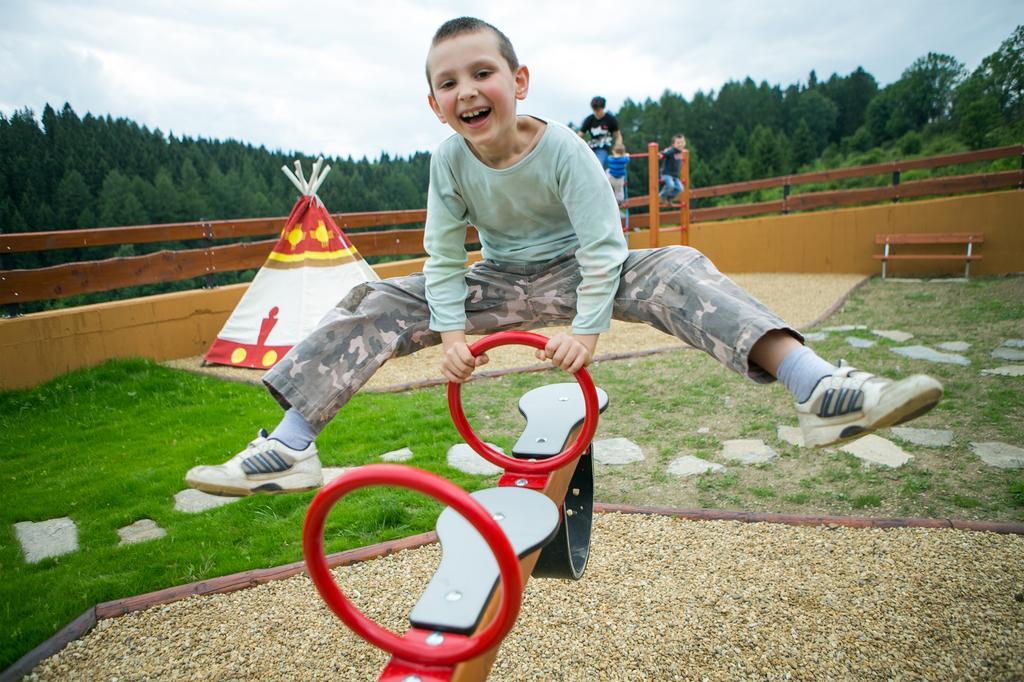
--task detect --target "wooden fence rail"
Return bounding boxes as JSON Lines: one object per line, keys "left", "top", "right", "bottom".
{"left": 1, "top": 144, "right": 1021, "bottom": 308}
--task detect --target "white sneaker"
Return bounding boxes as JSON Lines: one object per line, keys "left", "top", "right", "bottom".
{"left": 186, "top": 430, "right": 322, "bottom": 496}
{"left": 796, "top": 366, "right": 943, "bottom": 448}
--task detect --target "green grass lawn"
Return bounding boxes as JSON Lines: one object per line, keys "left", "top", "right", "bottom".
{"left": 2, "top": 275, "right": 1023, "bottom": 670}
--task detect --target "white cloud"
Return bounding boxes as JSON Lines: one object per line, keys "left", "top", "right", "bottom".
{"left": 1, "top": 0, "right": 1020, "bottom": 159}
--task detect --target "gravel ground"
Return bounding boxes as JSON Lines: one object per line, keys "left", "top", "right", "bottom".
{"left": 28, "top": 513, "right": 1024, "bottom": 681}
{"left": 166, "top": 273, "right": 867, "bottom": 389}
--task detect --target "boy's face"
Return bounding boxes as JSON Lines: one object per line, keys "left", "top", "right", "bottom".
{"left": 592, "top": 107, "right": 605, "bottom": 118}
{"left": 426, "top": 30, "right": 529, "bottom": 151}
{"left": 674, "top": 138, "right": 686, "bottom": 150}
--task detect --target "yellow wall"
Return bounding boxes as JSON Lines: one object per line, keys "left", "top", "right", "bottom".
{"left": 630, "top": 189, "right": 1024, "bottom": 276}
{"left": 2, "top": 192, "right": 1020, "bottom": 390}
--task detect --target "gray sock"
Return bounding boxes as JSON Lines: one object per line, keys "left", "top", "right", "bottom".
{"left": 268, "top": 408, "right": 318, "bottom": 451}
{"left": 776, "top": 346, "right": 837, "bottom": 403}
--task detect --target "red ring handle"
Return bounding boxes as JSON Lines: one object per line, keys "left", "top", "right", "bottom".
{"left": 302, "top": 464, "right": 523, "bottom": 666}
{"left": 447, "top": 330, "right": 600, "bottom": 474}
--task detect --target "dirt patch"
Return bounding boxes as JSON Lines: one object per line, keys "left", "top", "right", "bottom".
{"left": 164, "top": 272, "right": 867, "bottom": 390}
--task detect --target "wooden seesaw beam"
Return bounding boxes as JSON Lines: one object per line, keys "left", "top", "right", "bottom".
{"left": 304, "top": 332, "right": 607, "bottom": 682}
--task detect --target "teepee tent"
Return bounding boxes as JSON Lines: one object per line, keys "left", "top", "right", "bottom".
{"left": 204, "top": 158, "right": 379, "bottom": 369}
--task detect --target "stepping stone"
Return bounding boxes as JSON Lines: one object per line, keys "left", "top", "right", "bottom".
{"left": 846, "top": 336, "right": 876, "bottom": 349}
{"left": 447, "top": 443, "right": 504, "bottom": 476}
{"left": 776, "top": 425, "right": 805, "bottom": 447}
{"left": 696, "top": 426, "right": 711, "bottom": 434}
{"left": 174, "top": 489, "right": 243, "bottom": 513}
{"left": 992, "top": 347, "right": 1024, "bottom": 361}
{"left": 381, "top": 447, "right": 413, "bottom": 462}
{"left": 970, "top": 442, "right": 1024, "bottom": 469}
{"left": 14, "top": 517, "right": 78, "bottom": 563}
{"left": 822, "top": 325, "right": 867, "bottom": 332}
{"left": 936, "top": 341, "right": 971, "bottom": 352}
{"left": 323, "top": 467, "right": 354, "bottom": 485}
{"left": 840, "top": 435, "right": 912, "bottom": 468}
{"left": 981, "top": 366, "right": 1024, "bottom": 377}
{"left": 720, "top": 439, "right": 779, "bottom": 464}
{"left": 890, "top": 427, "right": 953, "bottom": 447}
{"left": 802, "top": 332, "right": 827, "bottom": 342}
{"left": 890, "top": 345, "right": 970, "bottom": 366}
{"left": 117, "top": 519, "right": 166, "bottom": 546}
{"left": 593, "top": 437, "right": 645, "bottom": 465}
{"left": 872, "top": 329, "right": 914, "bottom": 343}
{"left": 667, "top": 455, "right": 726, "bottom": 478}
{"left": 1004, "top": 339, "right": 1024, "bottom": 348}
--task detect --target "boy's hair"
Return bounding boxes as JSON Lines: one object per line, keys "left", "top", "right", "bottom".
{"left": 591, "top": 96, "right": 606, "bottom": 109}
{"left": 672, "top": 134, "right": 686, "bottom": 144}
{"left": 426, "top": 17, "right": 519, "bottom": 87}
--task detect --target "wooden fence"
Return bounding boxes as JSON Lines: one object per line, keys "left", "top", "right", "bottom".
{"left": 1, "top": 144, "right": 1021, "bottom": 310}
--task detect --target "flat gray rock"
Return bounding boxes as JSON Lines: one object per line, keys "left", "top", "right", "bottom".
{"left": 970, "top": 442, "right": 1024, "bottom": 469}
{"left": 720, "top": 439, "right": 779, "bottom": 464}
{"left": 822, "top": 325, "right": 867, "bottom": 332}
{"left": 890, "top": 345, "right": 970, "bottom": 366}
{"left": 447, "top": 443, "right": 505, "bottom": 476}
{"left": 14, "top": 517, "right": 78, "bottom": 563}
{"left": 322, "top": 467, "right": 354, "bottom": 485}
{"left": 174, "top": 489, "right": 243, "bottom": 513}
{"left": 846, "top": 336, "right": 876, "bottom": 348}
{"left": 696, "top": 426, "right": 711, "bottom": 434}
{"left": 981, "top": 365, "right": 1024, "bottom": 377}
{"left": 802, "top": 332, "right": 827, "bottom": 342}
{"left": 667, "top": 456, "right": 726, "bottom": 478}
{"left": 936, "top": 341, "right": 971, "bottom": 352}
{"left": 992, "top": 347, "right": 1024, "bottom": 361}
{"left": 840, "top": 435, "right": 913, "bottom": 468}
{"left": 117, "top": 519, "right": 166, "bottom": 546}
{"left": 593, "top": 437, "right": 645, "bottom": 465}
{"left": 872, "top": 329, "right": 914, "bottom": 343}
{"left": 890, "top": 427, "right": 953, "bottom": 447}
{"left": 1003, "top": 339, "right": 1024, "bottom": 348}
{"left": 380, "top": 447, "right": 413, "bottom": 462}
{"left": 776, "top": 425, "right": 805, "bottom": 447}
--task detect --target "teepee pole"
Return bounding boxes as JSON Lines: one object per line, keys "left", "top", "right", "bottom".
{"left": 308, "top": 164, "right": 331, "bottom": 197}
{"left": 281, "top": 165, "right": 306, "bottom": 194}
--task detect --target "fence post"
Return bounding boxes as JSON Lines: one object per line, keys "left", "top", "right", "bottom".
{"left": 202, "top": 220, "right": 215, "bottom": 288}
{"left": 782, "top": 182, "right": 790, "bottom": 214}
{"left": 892, "top": 169, "right": 901, "bottom": 203}
{"left": 680, "top": 149, "right": 690, "bottom": 246}
{"left": 647, "top": 142, "right": 659, "bottom": 248}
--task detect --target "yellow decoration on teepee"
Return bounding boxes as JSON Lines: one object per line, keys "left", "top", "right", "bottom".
{"left": 262, "top": 350, "right": 278, "bottom": 366}
{"left": 287, "top": 227, "right": 304, "bottom": 249}
{"left": 231, "top": 348, "right": 247, "bottom": 363}
{"left": 313, "top": 220, "right": 330, "bottom": 247}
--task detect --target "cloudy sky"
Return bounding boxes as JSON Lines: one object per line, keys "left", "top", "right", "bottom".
{"left": 2, "top": 1, "right": 1020, "bottom": 160}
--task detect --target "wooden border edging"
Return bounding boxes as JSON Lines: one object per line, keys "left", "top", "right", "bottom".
{"left": 592, "top": 503, "right": 1024, "bottom": 534}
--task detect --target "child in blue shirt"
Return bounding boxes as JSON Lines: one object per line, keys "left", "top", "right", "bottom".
{"left": 186, "top": 17, "right": 942, "bottom": 496}
{"left": 605, "top": 143, "right": 630, "bottom": 204}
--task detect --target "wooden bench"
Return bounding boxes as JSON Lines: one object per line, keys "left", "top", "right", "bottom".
{"left": 873, "top": 232, "right": 984, "bottom": 279}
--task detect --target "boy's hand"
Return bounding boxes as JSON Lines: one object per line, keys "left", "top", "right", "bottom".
{"left": 535, "top": 333, "right": 598, "bottom": 373}
{"left": 441, "top": 331, "right": 489, "bottom": 384}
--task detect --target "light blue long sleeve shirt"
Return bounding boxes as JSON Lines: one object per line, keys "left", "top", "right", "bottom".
{"left": 423, "top": 119, "right": 628, "bottom": 335}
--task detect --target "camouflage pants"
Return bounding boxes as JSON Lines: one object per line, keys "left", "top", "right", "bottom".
{"left": 263, "top": 246, "right": 799, "bottom": 431}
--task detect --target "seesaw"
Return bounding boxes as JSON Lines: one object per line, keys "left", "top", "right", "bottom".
{"left": 303, "top": 330, "right": 609, "bottom": 681}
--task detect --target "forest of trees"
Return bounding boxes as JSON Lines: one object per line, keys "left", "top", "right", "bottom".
{"left": 1, "top": 25, "right": 1020, "bottom": 272}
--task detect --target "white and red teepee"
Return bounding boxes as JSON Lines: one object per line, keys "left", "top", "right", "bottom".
{"left": 204, "top": 158, "right": 379, "bottom": 369}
